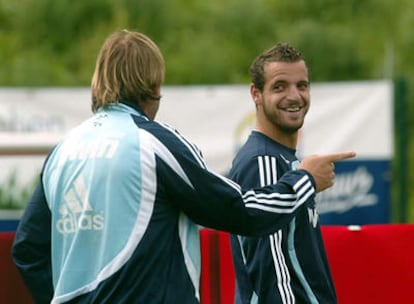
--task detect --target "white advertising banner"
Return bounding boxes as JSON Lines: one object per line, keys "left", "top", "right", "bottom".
{"left": 299, "top": 80, "right": 393, "bottom": 158}
{"left": 0, "top": 80, "right": 393, "bottom": 224}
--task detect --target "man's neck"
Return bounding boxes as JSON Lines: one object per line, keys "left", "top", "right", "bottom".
{"left": 255, "top": 125, "right": 298, "bottom": 149}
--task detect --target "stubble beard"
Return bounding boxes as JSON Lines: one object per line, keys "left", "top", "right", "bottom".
{"left": 263, "top": 105, "right": 304, "bottom": 135}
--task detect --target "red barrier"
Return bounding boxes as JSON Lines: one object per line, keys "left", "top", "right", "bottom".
{"left": 200, "top": 225, "right": 414, "bottom": 304}
{"left": 200, "top": 229, "right": 235, "bottom": 304}
{"left": 321, "top": 224, "right": 414, "bottom": 304}
{"left": 0, "top": 232, "right": 34, "bottom": 304}
{"left": 3, "top": 225, "right": 414, "bottom": 304}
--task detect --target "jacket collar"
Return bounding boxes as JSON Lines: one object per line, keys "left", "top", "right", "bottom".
{"left": 119, "top": 100, "right": 148, "bottom": 119}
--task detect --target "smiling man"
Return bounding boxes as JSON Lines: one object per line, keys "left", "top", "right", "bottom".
{"left": 228, "top": 43, "right": 338, "bottom": 304}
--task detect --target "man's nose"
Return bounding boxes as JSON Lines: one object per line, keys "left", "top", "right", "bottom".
{"left": 286, "top": 85, "right": 301, "bottom": 100}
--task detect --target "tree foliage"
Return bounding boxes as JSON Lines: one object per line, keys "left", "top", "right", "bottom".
{"left": 1, "top": 0, "right": 413, "bottom": 85}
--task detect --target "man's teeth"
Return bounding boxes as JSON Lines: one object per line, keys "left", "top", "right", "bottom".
{"left": 286, "top": 107, "right": 300, "bottom": 112}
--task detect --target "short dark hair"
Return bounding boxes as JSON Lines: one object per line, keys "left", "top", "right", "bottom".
{"left": 250, "top": 43, "right": 305, "bottom": 91}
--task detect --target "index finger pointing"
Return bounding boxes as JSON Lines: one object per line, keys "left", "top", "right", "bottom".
{"left": 324, "top": 151, "right": 356, "bottom": 162}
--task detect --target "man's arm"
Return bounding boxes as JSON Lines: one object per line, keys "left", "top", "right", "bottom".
{"left": 168, "top": 151, "right": 355, "bottom": 236}
{"left": 12, "top": 181, "right": 54, "bottom": 303}
{"left": 143, "top": 122, "right": 356, "bottom": 237}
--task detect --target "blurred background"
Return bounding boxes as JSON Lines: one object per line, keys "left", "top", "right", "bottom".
{"left": 0, "top": 0, "right": 412, "bottom": 222}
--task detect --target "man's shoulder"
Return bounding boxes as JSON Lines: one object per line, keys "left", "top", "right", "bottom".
{"left": 234, "top": 133, "right": 286, "bottom": 162}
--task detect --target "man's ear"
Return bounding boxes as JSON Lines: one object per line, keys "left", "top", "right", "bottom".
{"left": 250, "top": 84, "right": 261, "bottom": 106}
